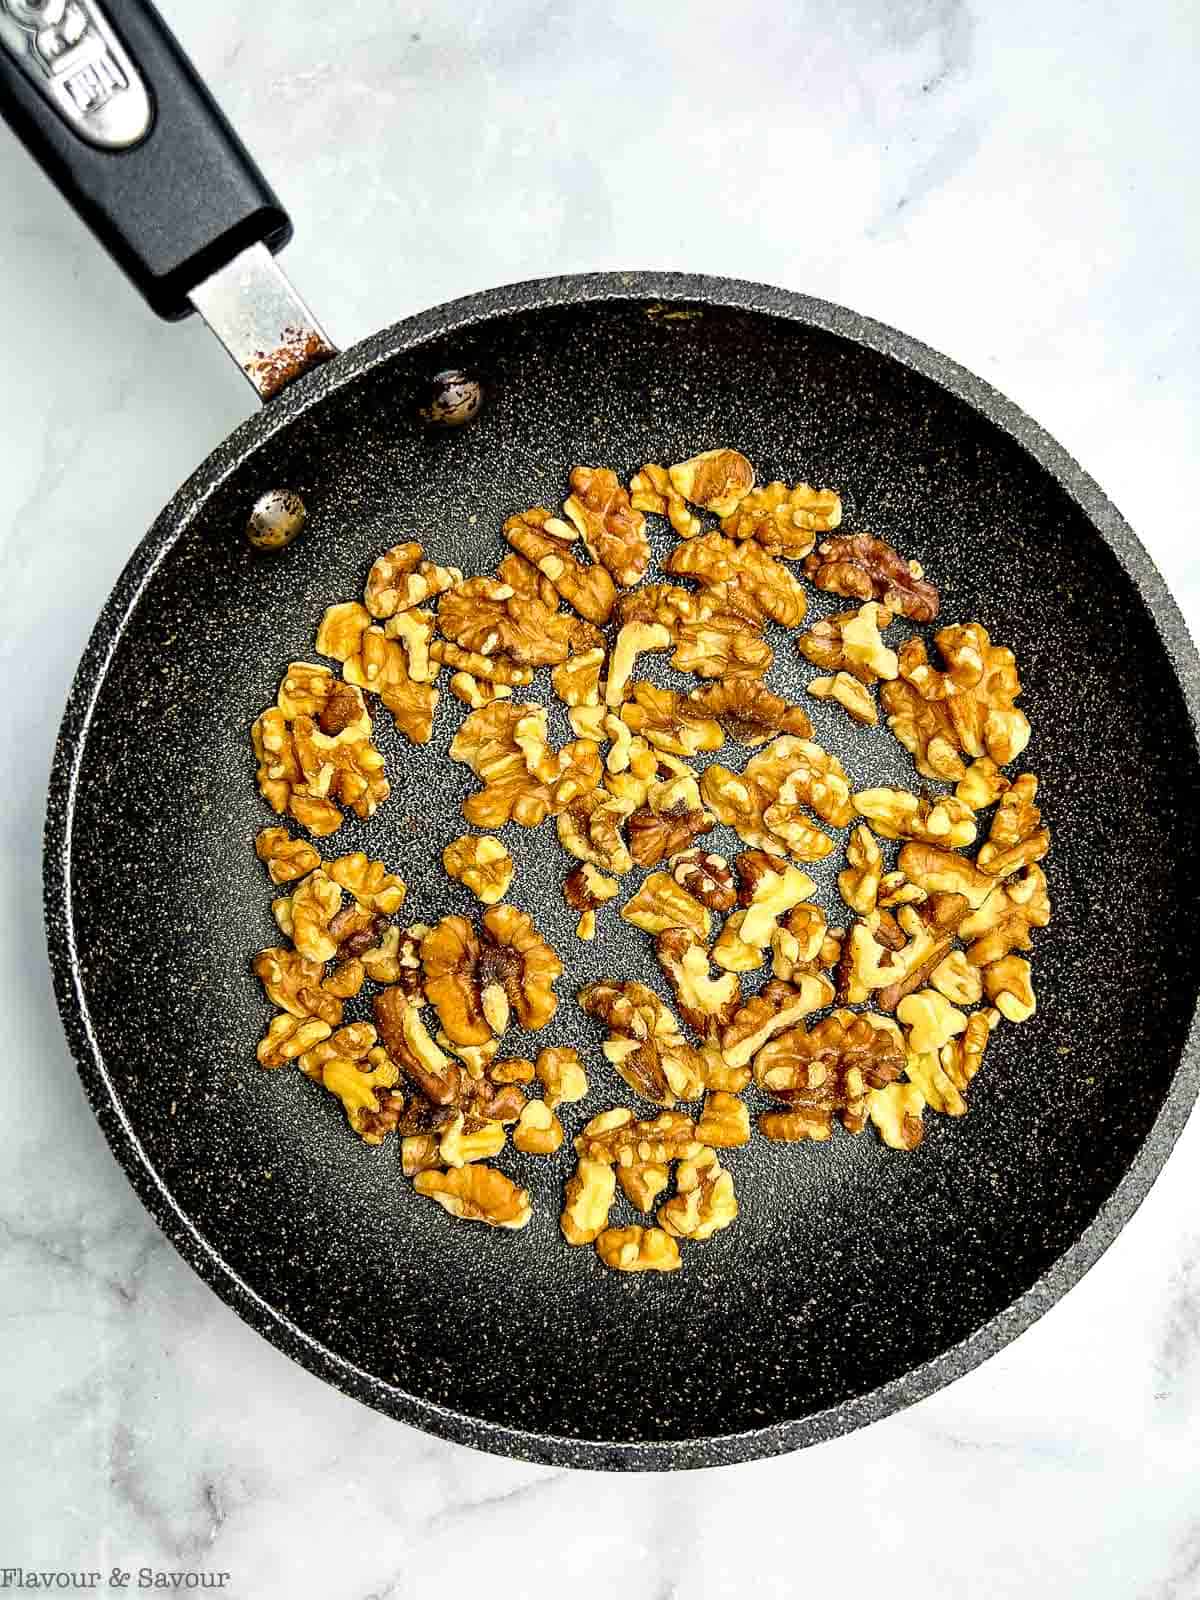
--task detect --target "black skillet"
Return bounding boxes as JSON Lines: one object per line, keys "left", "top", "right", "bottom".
{"left": 10, "top": 0, "right": 1200, "bottom": 1469}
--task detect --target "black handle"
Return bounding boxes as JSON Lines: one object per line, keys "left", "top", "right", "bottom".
{"left": 0, "top": 0, "right": 291, "bottom": 320}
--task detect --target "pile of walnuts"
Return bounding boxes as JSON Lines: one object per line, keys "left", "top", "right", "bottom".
{"left": 250, "top": 447, "right": 1049, "bottom": 1273}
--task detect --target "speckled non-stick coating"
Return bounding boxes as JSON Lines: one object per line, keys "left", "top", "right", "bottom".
{"left": 44, "top": 273, "right": 1200, "bottom": 1470}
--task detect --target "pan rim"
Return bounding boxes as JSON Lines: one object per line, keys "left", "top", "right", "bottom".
{"left": 42, "top": 268, "right": 1200, "bottom": 1470}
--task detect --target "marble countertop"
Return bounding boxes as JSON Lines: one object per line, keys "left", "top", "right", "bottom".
{"left": 3, "top": 0, "right": 1199, "bottom": 1593}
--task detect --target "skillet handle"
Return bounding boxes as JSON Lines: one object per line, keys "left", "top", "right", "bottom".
{"left": 0, "top": 0, "right": 292, "bottom": 323}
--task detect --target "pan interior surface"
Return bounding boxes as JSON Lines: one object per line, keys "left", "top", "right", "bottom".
{"left": 51, "top": 289, "right": 1200, "bottom": 1466}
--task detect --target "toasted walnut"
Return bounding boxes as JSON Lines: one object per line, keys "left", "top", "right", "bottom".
{"left": 695, "top": 1091, "right": 750, "bottom": 1148}
{"left": 255, "top": 827, "right": 321, "bottom": 885}
{"left": 655, "top": 928, "right": 741, "bottom": 1039}
{"left": 414, "top": 1164, "right": 531, "bottom": 1229}
{"left": 447, "top": 671, "right": 513, "bottom": 709}
{"left": 747, "top": 736, "right": 854, "bottom": 828}
{"left": 771, "top": 905, "right": 837, "bottom": 982}
{"left": 451, "top": 702, "right": 598, "bottom": 828}
{"left": 930, "top": 951, "right": 984, "bottom": 1006}
{"left": 373, "top": 988, "right": 460, "bottom": 1104}
{"left": 630, "top": 462, "right": 701, "bottom": 538}
{"left": 401, "top": 1134, "right": 443, "bottom": 1176}
{"left": 497, "top": 549, "right": 560, "bottom": 610}
{"left": 667, "top": 448, "right": 754, "bottom": 518}
{"left": 721, "top": 974, "right": 834, "bottom": 1069}
{"left": 513, "top": 1099, "right": 564, "bottom": 1155}
{"left": 956, "top": 757, "right": 1011, "bottom": 811}
{"left": 491, "top": 1056, "right": 536, "bottom": 1085}
{"left": 253, "top": 947, "right": 345, "bottom": 1027}
{"left": 621, "top": 873, "right": 711, "bottom": 940}
{"left": 897, "top": 842, "right": 995, "bottom": 910}
{"left": 881, "top": 623, "right": 1030, "bottom": 781}
{"left": 839, "top": 824, "right": 883, "bottom": 916}
{"left": 369, "top": 545, "right": 461, "bottom": 619}
{"left": 984, "top": 955, "right": 1036, "bottom": 1022}
{"left": 550, "top": 647, "right": 604, "bottom": 715}
{"left": 670, "top": 849, "right": 737, "bottom": 912}
{"left": 427, "top": 638, "right": 533, "bottom": 690}
{"left": 252, "top": 671, "right": 387, "bottom": 834}
{"left": 760, "top": 1107, "right": 833, "bottom": 1142}
{"left": 340, "top": 625, "right": 440, "bottom": 743}
{"left": 562, "top": 861, "right": 619, "bottom": 939}
{"left": 561, "top": 466, "right": 651, "bottom": 587}
{"left": 324, "top": 852, "right": 406, "bottom": 914}
{"left": 573, "top": 1107, "right": 700, "bottom": 1211}
{"left": 976, "top": 774, "right": 1049, "bottom": 879}
{"left": 295, "top": 1020, "right": 378, "bottom": 1081}
{"left": 356, "top": 923, "right": 403, "bottom": 984}
{"left": 753, "top": 1011, "right": 905, "bottom": 1135}
{"left": 689, "top": 679, "right": 813, "bottom": 747}
{"left": 319, "top": 1051, "right": 404, "bottom": 1144}
{"left": 579, "top": 980, "right": 705, "bottom": 1106}
{"left": 530, "top": 1046, "right": 586, "bottom": 1111}
{"left": 256, "top": 1013, "right": 332, "bottom": 1070}
{"left": 657, "top": 1147, "right": 738, "bottom": 1241}
{"left": 840, "top": 896, "right": 968, "bottom": 1011}
{"left": 960, "top": 863, "right": 1050, "bottom": 967}
{"left": 436, "top": 1111, "right": 507, "bottom": 1168}
{"left": 315, "top": 601, "right": 372, "bottom": 664}
{"left": 803, "top": 532, "right": 939, "bottom": 622}
{"left": 276, "top": 869, "right": 342, "bottom": 962}
{"left": 808, "top": 673, "right": 877, "bottom": 726}
{"left": 324, "top": 958, "right": 365, "bottom": 999}
{"left": 502, "top": 508, "right": 617, "bottom": 624}
{"left": 601, "top": 620, "right": 671, "bottom": 706}
{"left": 442, "top": 835, "right": 514, "bottom": 904}
{"left": 596, "top": 1225, "right": 681, "bottom": 1273}
{"left": 560, "top": 1158, "right": 618, "bottom": 1244}
{"left": 437, "top": 577, "right": 596, "bottom": 669}
{"left": 897, "top": 989, "right": 968, "bottom": 1055}
{"left": 852, "top": 789, "right": 977, "bottom": 849}
{"left": 738, "top": 860, "right": 817, "bottom": 947}
{"left": 383, "top": 607, "right": 438, "bottom": 684}
{"left": 797, "top": 602, "right": 898, "bottom": 684}
{"left": 557, "top": 789, "right": 635, "bottom": 876}
{"left": 699, "top": 766, "right": 780, "bottom": 859}
{"left": 697, "top": 1039, "right": 751, "bottom": 1093}
{"left": 666, "top": 532, "right": 807, "bottom": 628}
{"left": 877, "top": 871, "right": 927, "bottom": 910}
{"left": 421, "top": 907, "right": 562, "bottom": 1046}
{"left": 627, "top": 773, "right": 716, "bottom": 869}
{"left": 711, "top": 911, "right": 764, "bottom": 973}
{"left": 867, "top": 1081, "right": 926, "bottom": 1150}
{"left": 940, "top": 1009, "right": 997, "bottom": 1094}
{"left": 720, "top": 480, "right": 840, "bottom": 556}
{"left": 615, "top": 681, "right": 723, "bottom": 760}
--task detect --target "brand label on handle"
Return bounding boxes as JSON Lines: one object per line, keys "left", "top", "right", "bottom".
{"left": 0, "top": 0, "right": 152, "bottom": 149}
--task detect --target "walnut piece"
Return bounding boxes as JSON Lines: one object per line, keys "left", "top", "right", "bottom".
{"left": 550, "top": 646, "right": 605, "bottom": 714}
{"left": 513, "top": 1099, "right": 564, "bottom": 1155}
{"left": 579, "top": 980, "right": 706, "bottom": 1106}
{"left": 655, "top": 928, "right": 741, "bottom": 1039}
{"left": 670, "top": 849, "right": 737, "bottom": 912}
{"left": 658, "top": 1147, "right": 738, "bottom": 1240}
{"left": 450, "top": 701, "right": 600, "bottom": 828}
{"left": 502, "top": 508, "right": 617, "bottom": 624}
{"left": 255, "top": 826, "right": 321, "bottom": 885}
{"left": 341, "top": 626, "right": 440, "bottom": 744}
{"left": 618, "top": 681, "right": 724, "bottom": 757}
{"left": 771, "top": 904, "right": 838, "bottom": 982}
{"left": 373, "top": 988, "right": 460, "bottom": 1106}
{"left": 428, "top": 638, "right": 533, "bottom": 688}
{"left": 852, "top": 788, "right": 977, "bottom": 849}
{"left": 320, "top": 1050, "right": 404, "bottom": 1144}
{"left": 627, "top": 771, "right": 716, "bottom": 868}
{"left": 563, "top": 861, "right": 620, "bottom": 938}
{"left": 447, "top": 671, "right": 513, "bottom": 709}
{"left": 364, "top": 543, "right": 461, "bottom": 619}
{"left": 621, "top": 872, "right": 712, "bottom": 940}
{"left": 808, "top": 673, "right": 877, "bottom": 726}
{"left": 797, "top": 602, "right": 898, "bottom": 683}
{"left": 721, "top": 974, "right": 835, "bottom": 1068}
{"left": 421, "top": 906, "right": 562, "bottom": 1047}
{"left": 668, "top": 448, "right": 755, "bottom": 517}
{"left": 315, "top": 601, "right": 371, "bottom": 663}
{"left": 414, "top": 1164, "right": 532, "bottom": 1229}
{"left": 984, "top": 954, "right": 1036, "bottom": 1022}
{"left": 976, "top": 773, "right": 1050, "bottom": 878}
{"left": 959, "top": 863, "right": 1050, "bottom": 967}
{"left": 252, "top": 668, "right": 388, "bottom": 835}
{"left": 442, "top": 834, "right": 514, "bottom": 904}
{"left": 803, "top": 532, "right": 939, "bottom": 622}
{"left": 689, "top": 679, "right": 813, "bottom": 746}
{"left": 746, "top": 736, "right": 854, "bottom": 828}
{"left": 896, "top": 989, "right": 968, "bottom": 1055}
{"left": 437, "top": 576, "right": 601, "bottom": 668}
{"left": 881, "top": 623, "right": 1030, "bottom": 781}
{"left": 930, "top": 950, "right": 984, "bottom": 1007}
{"left": 561, "top": 1158, "right": 618, "bottom": 1244}
{"left": 867, "top": 1081, "right": 926, "bottom": 1150}
{"left": 737, "top": 858, "right": 817, "bottom": 948}
{"left": 256, "top": 1013, "right": 332, "bottom": 1069}
{"left": 720, "top": 480, "right": 841, "bottom": 557}
{"left": 253, "top": 946, "right": 345, "bottom": 1027}
{"left": 604, "top": 620, "right": 672, "bottom": 706}
{"left": 839, "top": 824, "right": 883, "bottom": 916}
{"left": 630, "top": 463, "right": 701, "bottom": 538}
{"left": 666, "top": 531, "right": 808, "bottom": 628}
{"left": 840, "top": 895, "right": 969, "bottom": 1011}
{"left": 897, "top": 841, "right": 995, "bottom": 910}
{"left": 497, "top": 549, "right": 560, "bottom": 610}
{"left": 557, "top": 789, "right": 635, "bottom": 876}
{"left": 438, "top": 1111, "right": 507, "bottom": 1168}
{"left": 275, "top": 868, "right": 342, "bottom": 962}
{"left": 596, "top": 1226, "right": 681, "bottom": 1273}
{"left": 759, "top": 1107, "right": 834, "bottom": 1143}
{"left": 535, "top": 1045, "right": 589, "bottom": 1110}
{"left": 326, "top": 851, "right": 407, "bottom": 913}
{"left": 574, "top": 1106, "right": 701, "bottom": 1210}
{"left": 563, "top": 466, "right": 651, "bottom": 587}
{"left": 695, "top": 1090, "right": 751, "bottom": 1148}
{"left": 956, "top": 757, "right": 1011, "bottom": 811}
{"left": 753, "top": 1010, "right": 905, "bottom": 1136}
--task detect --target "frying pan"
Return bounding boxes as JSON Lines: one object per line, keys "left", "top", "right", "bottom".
{"left": 10, "top": 0, "right": 1200, "bottom": 1471}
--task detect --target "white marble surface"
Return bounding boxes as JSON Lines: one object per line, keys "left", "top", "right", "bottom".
{"left": 2, "top": 0, "right": 1199, "bottom": 1593}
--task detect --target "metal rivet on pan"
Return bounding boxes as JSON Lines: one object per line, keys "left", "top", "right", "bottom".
{"left": 421, "top": 369, "right": 485, "bottom": 427}
{"left": 247, "top": 489, "right": 307, "bottom": 551}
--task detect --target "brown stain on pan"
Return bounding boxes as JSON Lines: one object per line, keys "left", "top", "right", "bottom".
{"left": 247, "top": 325, "right": 337, "bottom": 400}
